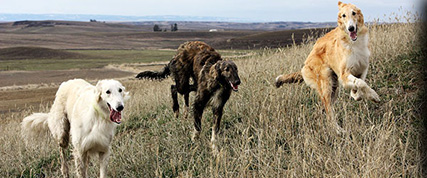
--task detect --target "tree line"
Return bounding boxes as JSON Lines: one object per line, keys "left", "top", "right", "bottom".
{"left": 153, "top": 23, "right": 178, "bottom": 32}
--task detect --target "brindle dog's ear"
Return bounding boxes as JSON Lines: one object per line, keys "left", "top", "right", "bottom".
{"left": 210, "top": 62, "right": 221, "bottom": 80}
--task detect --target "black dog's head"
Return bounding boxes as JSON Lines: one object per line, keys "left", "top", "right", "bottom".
{"left": 216, "top": 60, "right": 241, "bottom": 91}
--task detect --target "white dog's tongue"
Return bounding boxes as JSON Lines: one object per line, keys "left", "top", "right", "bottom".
{"left": 110, "top": 110, "right": 121, "bottom": 124}
{"left": 350, "top": 31, "right": 357, "bottom": 41}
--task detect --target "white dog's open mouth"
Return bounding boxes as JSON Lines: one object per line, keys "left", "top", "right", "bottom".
{"left": 349, "top": 30, "right": 357, "bottom": 41}
{"left": 107, "top": 103, "right": 121, "bottom": 124}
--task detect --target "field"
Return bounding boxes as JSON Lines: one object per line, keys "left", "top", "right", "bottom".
{"left": 0, "top": 13, "right": 425, "bottom": 177}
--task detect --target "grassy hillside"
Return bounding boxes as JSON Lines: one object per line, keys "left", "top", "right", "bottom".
{"left": 0, "top": 14, "right": 424, "bottom": 177}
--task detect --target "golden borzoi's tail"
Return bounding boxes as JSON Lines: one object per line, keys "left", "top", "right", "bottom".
{"left": 21, "top": 113, "right": 50, "bottom": 143}
{"left": 275, "top": 71, "right": 304, "bottom": 88}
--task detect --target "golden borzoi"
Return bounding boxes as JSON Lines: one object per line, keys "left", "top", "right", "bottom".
{"left": 275, "top": 2, "right": 380, "bottom": 127}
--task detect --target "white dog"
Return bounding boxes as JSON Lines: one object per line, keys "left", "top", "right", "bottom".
{"left": 21, "top": 79, "right": 129, "bottom": 178}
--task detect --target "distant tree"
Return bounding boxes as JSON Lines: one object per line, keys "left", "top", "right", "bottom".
{"left": 171, "top": 23, "right": 178, "bottom": 31}
{"left": 153, "top": 24, "right": 160, "bottom": 32}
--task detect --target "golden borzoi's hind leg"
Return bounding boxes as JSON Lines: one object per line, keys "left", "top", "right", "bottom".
{"left": 302, "top": 65, "right": 343, "bottom": 132}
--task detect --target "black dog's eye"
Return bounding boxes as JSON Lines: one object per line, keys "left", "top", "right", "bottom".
{"left": 106, "top": 90, "right": 111, "bottom": 94}
{"left": 342, "top": 14, "right": 346, "bottom": 18}
{"left": 225, "top": 67, "right": 229, "bottom": 71}
{"left": 352, "top": 11, "right": 356, "bottom": 16}
{"left": 119, "top": 88, "right": 122, "bottom": 93}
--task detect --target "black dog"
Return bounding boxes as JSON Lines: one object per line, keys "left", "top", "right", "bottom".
{"left": 136, "top": 41, "right": 240, "bottom": 151}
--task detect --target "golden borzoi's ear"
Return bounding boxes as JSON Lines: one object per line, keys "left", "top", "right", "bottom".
{"left": 338, "top": 1, "right": 344, "bottom": 8}
{"left": 356, "top": 9, "right": 364, "bottom": 26}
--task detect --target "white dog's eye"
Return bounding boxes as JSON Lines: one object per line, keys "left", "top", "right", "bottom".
{"left": 342, "top": 14, "right": 346, "bottom": 18}
{"left": 119, "top": 88, "right": 122, "bottom": 93}
{"left": 352, "top": 11, "right": 356, "bottom": 16}
{"left": 106, "top": 90, "right": 111, "bottom": 94}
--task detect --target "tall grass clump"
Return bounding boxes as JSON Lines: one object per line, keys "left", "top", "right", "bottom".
{"left": 0, "top": 12, "right": 424, "bottom": 177}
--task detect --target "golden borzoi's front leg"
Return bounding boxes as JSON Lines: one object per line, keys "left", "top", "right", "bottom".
{"left": 342, "top": 72, "right": 380, "bottom": 102}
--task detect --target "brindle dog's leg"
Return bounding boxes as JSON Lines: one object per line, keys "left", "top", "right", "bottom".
{"left": 171, "top": 85, "right": 179, "bottom": 118}
{"left": 192, "top": 90, "right": 211, "bottom": 141}
{"left": 182, "top": 85, "right": 198, "bottom": 119}
{"left": 211, "top": 90, "right": 231, "bottom": 154}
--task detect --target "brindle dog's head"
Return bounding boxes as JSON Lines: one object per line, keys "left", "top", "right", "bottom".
{"left": 337, "top": 1, "right": 364, "bottom": 41}
{"left": 216, "top": 60, "right": 241, "bottom": 91}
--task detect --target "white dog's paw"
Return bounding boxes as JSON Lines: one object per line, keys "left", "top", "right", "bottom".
{"left": 350, "top": 89, "right": 362, "bottom": 101}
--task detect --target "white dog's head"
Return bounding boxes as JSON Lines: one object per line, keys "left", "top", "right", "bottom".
{"left": 96, "top": 79, "right": 130, "bottom": 124}
{"left": 337, "top": 1, "right": 364, "bottom": 41}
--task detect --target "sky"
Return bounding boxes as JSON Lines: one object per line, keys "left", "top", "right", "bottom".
{"left": 0, "top": 0, "right": 421, "bottom": 22}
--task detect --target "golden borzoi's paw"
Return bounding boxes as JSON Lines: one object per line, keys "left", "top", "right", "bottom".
{"left": 366, "top": 88, "right": 380, "bottom": 103}
{"left": 350, "top": 89, "right": 362, "bottom": 101}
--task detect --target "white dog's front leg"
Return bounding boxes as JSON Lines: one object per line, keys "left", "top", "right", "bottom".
{"left": 99, "top": 151, "right": 110, "bottom": 178}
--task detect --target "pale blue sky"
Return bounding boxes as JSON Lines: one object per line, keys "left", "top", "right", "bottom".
{"left": 0, "top": 0, "right": 421, "bottom": 22}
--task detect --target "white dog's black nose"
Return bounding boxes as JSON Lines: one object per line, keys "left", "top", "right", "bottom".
{"left": 348, "top": 26, "right": 355, "bottom": 32}
{"left": 116, "top": 105, "right": 124, "bottom": 112}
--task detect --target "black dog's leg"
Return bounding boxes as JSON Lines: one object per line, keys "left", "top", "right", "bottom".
{"left": 183, "top": 92, "right": 190, "bottom": 118}
{"left": 171, "top": 85, "right": 179, "bottom": 118}
{"left": 210, "top": 90, "right": 231, "bottom": 153}
{"left": 192, "top": 90, "right": 210, "bottom": 141}
{"left": 183, "top": 84, "right": 198, "bottom": 118}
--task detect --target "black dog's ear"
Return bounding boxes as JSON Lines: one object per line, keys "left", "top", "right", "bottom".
{"left": 209, "top": 62, "right": 221, "bottom": 80}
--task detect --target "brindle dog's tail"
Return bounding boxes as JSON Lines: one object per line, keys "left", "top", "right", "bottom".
{"left": 136, "top": 63, "right": 171, "bottom": 80}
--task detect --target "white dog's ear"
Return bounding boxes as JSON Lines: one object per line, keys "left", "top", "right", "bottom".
{"left": 124, "top": 91, "right": 131, "bottom": 101}
{"left": 95, "top": 81, "right": 104, "bottom": 102}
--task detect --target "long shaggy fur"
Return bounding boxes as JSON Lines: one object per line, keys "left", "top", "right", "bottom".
{"left": 274, "top": 2, "right": 380, "bottom": 129}
{"left": 275, "top": 72, "right": 304, "bottom": 87}
{"left": 135, "top": 64, "right": 170, "bottom": 80}
{"left": 21, "top": 113, "right": 50, "bottom": 143}
{"left": 21, "top": 79, "right": 129, "bottom": 178}
{"left": 135, "top": 41, "right": 241, "bottom": 153}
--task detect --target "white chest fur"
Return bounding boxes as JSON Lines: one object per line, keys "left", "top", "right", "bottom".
{"left": 345, "top": 33, "right": 370, "bottom": 76}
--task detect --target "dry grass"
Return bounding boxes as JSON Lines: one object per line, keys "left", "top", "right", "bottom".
{"left": 0, "top": 12, "right": 424, "bottom": 177}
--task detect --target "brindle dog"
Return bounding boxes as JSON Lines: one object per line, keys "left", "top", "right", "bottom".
{"left": 136, "top": 41, "right": 241, "bottom": 151}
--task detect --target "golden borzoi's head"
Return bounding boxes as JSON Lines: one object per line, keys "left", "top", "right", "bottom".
{"left": 96, "top": 79, "right": 130, "bottom": 124}
{"left": 337, "top": 1, "right": 364, "bottom": 41}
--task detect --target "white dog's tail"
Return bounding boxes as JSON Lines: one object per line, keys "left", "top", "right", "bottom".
{"left": 21, "top": 113, "right": 50, "bottom": 143}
